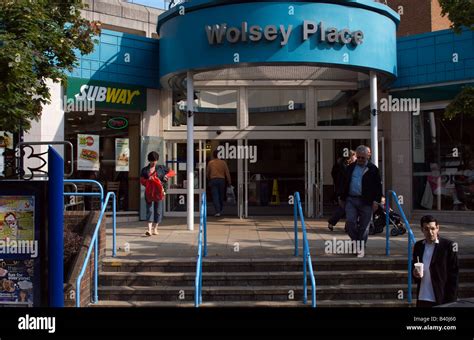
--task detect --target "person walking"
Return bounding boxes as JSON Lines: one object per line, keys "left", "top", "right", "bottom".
{"left": 412, "top": 215, "right": 459, "bottom": 307}
{"left": 140, "top": 151, "right": 175, "bottom": 236}
{"left": 207, "top": 149, "right": 232, "bottom": 217}
{"left": 328, "top": 150, "right": 356, "bottom": 231}
{"left": 339, "top": 145, "right": 383, "bottom": 251}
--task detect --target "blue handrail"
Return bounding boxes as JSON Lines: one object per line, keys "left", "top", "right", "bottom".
{"left": 64, "top": 179, "right": 116, "bottom": 258}
{"left": 63, "top": 179, "right": 117, "bottom": 307}
{"left": 195, "top": 192, "right": 207, "bottom": 307}
{"left": 385, "top": 190, "right": 416, "bottom": 304}
{"left": 294, "top": 192, "right": 316, "bottom": 308}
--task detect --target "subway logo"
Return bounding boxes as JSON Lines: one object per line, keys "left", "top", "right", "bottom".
{"left": 75, "top": 85, "right": 141, "bottom": 105}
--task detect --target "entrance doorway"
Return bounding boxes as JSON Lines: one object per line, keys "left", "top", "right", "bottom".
{"left": 244, "top": 140, "right": 305, "bottom": 216}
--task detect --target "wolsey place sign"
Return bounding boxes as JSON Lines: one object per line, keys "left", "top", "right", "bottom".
{"left": 206, "top": 21, "right": 364, "bottom": 47}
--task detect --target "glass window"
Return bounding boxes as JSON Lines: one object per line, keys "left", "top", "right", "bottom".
{"left": 64, "top": 111, "right": 141, "bottom": 211}
{"left": 317, "top": 89, "right": 370, "bottom": 126}
{"left": 412, "top": 109, "right": 474, "bottom": 211}
{"left": 172, "top": 89, "right": 237, "bottom": 126}
{"left": 248, "top": 89, "right": 306, "bottom": 126}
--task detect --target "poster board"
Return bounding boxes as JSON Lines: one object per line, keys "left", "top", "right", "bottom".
{"left": 77, "top": 134, "right": 100, "bottom": 171}
{"left": 115, "top": 138, "right": 130, "bottom": 172}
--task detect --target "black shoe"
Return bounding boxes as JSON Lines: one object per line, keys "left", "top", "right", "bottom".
{"left": 328, "top": 223, "right": 334, "bottom": 231}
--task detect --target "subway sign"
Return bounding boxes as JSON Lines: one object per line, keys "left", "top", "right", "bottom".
{"left": 66, "top": 78, "right": 147, "bottom": 111}
{"left": 205, "top": 21, "right": 364, "bottom": 47}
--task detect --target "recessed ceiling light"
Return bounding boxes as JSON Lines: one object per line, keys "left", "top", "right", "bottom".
{"left": 101, "top": 114, "right": 108, "bottom": 116}
{"left": 71, "top": 125, "right": 78, "bottom": 127}
{"left": 67, "top": 118, "right": 74, "bottom": 121}
{"left": 102, "top": 121, "right": 107, "bottom": 123}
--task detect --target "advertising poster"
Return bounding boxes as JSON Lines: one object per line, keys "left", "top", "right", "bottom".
{"left": 115, "top": 138, "right": 130, "bottom": 172}
{"left": 77, "top": 134, "right": 100, "bottom": 171}
{"left": 0, "top": 196, "right": 35, "bottom": 242}
{"left": 0, "top": 259, "right": 34, "bottom": 306}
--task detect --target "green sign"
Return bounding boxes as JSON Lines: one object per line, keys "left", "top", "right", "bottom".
{"left": 66, "top": 77, "right": 147, "bottom": 111}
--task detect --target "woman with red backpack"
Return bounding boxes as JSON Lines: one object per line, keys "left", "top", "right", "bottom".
{"left": 140, "top": 151, "right": 175, "bottom": 236}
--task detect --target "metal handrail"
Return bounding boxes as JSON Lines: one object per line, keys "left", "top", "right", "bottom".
{"left": 74, "top": 191, "right": 116, "bottom": 307}
{"left": 64, "top": 179, "right": 116, "bottom": 257}
{"left": 294, "top": 192, "right": 316, "bottom": 308}
{"left": 385, "top": 190, "right": 416, "bottom": 304}
{"left": 63, "top": 179, "right": 117, "bottom": 307}
{"left": 17, "top": 141, "right": 74, "bottom": 178}
{"left": 195, "top": 192, "right": 207, "bottom": 307}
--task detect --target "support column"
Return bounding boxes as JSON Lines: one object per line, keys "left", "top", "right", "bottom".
{"left": 187, "top": 72, "right": 194, "bottom": 231}
{"left": 370, "top": 71, "right": 379, "bottom": 168}
{"left": 48, "top": 146, "right": 64, "bottom": 307}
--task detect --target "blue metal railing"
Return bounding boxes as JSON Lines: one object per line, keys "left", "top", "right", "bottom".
{"left": 195, "top": 192, "right": 207, "bottom": 307}
{"left": 63, "top": 179, "right": 117, "bottom": 307}
{"left": 293, "top": 192, "right": 316, "bottom": 308}
{"left": 385, "top": 190, "right": 416, "bottom": 304}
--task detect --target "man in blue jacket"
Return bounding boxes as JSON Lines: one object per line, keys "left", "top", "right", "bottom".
{"left": 339, "top": 145, "right": 383, "bottom": 249}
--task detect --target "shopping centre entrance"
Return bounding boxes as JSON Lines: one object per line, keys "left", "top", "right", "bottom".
{"left": 163, "top": 137, "right": 384, "bottom": 218}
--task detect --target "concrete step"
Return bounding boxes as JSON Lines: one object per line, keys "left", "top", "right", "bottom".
{"left": 91, "top": 299, "right": 414, "bottom": 308}
{"left": 101, "top": 255, "right": 474, "bottom": 273}
{"left": 99, "top": 269, "right": 474, "bottom": 287}
{"left": 98, "top": 283, "right": 474, "bottom": 302}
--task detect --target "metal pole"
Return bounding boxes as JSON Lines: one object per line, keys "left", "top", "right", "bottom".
{"left": 385, "top": 191, "right": 390, "bottom": 256}
{"left": 204, "top": 195, "right": 207, "bottom": 257}
{"left": 48, "top": 147, "right": 64, "bottom": 307}
{"left": 187, "top": 71, "right": 194, "bottom": 231}
{"left": 408, "top": 237, "right": 413, "bottom": 303}
{"left": 370, "top": 71, "right": 379, "bottom": 168}
{"left": 294, "top": 192, "right": 298, "bottom": 257}
{"left": 113, "top": 193, "right": 116, "bottom": 257}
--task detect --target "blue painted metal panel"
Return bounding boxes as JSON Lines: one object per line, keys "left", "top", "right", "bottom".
{"left": 48, "top": 147, "right": 64, "bottom": 307}
{"left": 393, "top": 27, "right": 474, "bottom": 89}
{"left": 67, "top": 29, "right": 160, "bottom": 89}
{"left": 158, "top": 1, "right": 399, "bottom": 85}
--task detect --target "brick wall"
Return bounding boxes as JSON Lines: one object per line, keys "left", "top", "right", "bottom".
{"left": 430, "top": 0, "right": 453, "bottom": 32}
{"left": 385, "top": 0, "right": 451, "bottom": 37}
{"left": 64, "top": 211, "right": 106, "bottom": 307}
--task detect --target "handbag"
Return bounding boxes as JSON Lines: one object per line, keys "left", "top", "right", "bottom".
{"left": 226, "top": 185, "right": 236, "bottom": 204}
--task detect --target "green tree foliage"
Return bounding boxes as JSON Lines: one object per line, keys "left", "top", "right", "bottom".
{"left": 0, "top": 0, "right": 101, "bottom": 132}
{"left": 444, "top": 86, "right": 474, "bottom": 120}
{"left": 438, "top": 0, "right": 474, "bottom": 33}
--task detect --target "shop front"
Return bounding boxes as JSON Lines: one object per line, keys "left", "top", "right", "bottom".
{"left": 157, "top": 0, "right": 399, "bottom": 228}
{"left": 64, "top": 77, "right": 146, "bottom": 212}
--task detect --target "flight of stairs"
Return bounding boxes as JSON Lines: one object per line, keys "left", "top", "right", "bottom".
{"left": 93, "top": 255, "right": 474, "bottom": 307}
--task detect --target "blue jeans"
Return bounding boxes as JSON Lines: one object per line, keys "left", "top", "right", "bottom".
{"left": 146, "top": 200, "right": 164, "bottom": 224}
{"left": 209, "top": 178, "right": 225, "bottom": 214}
{"left": 345, "top": 196, "right": 372, "bottom": 243}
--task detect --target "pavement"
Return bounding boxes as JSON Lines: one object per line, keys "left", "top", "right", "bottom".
{"left": 105, "top": 216, "right": 474, "bottom": 259}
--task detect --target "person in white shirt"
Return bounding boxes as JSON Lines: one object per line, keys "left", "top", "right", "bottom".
{"left": 412, "top": 215, "right": 459, "bottom": 307}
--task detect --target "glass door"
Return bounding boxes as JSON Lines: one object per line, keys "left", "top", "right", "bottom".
{"left": 245, "top": 139, "right": 306, "bottom": 216}
{"left": 164, "top": 140, "right": 205, "bottom": 217}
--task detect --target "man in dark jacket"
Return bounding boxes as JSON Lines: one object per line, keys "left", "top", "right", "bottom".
{"left": 412, "top": 215, "right": 459, "bottom": 307}
{"left": 339, "top": 145, "right": 383, "bottom": 248}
